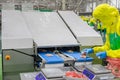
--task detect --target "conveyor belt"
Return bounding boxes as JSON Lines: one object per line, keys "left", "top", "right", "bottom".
{"left": 38, "top": 52, "right": 64, "bottom": 64}
{"left": 62, "top": 51, "right": 93, "bottom": 62}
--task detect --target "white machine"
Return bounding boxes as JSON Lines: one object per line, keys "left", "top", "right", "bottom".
{"left": 2, "top": 10, "right": 103, "bottom": 80}
{"left": 58, "top": 11, "right": 103, "bottom": 46}
{"left": 58, "top": 11, "right": 103, "bottom": 66}
{"left": 2, "top": 10, "right": 34, "bottom": 80}
{"left": 22, "top": 11, "right": 103, "bottom": 68}
{"left": 82, "top": 64, "right": 114, "bottom": 80}
{"left": 22, "top": 11, "right": 79, "bottom": 68}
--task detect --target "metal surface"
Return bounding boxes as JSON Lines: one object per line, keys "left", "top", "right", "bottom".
{"left": 85, "top": 64, "right": 111, "bottom": 74}
{"left": 2, "top": 10, "right": 34, "bottom": 80}
{"left": 57, "top": 53, "right": 74, "bottom": 61}
{"left": 3, "top": 49, "right": 34, "bottom": 72}
{"left": 58, "top": 11, "right": 103, "bottom": 46}
{"left": 20, "top": 70, "right": 116, "bottom": 80}
{"left": 96, "top": 73, "right": 114, "bottom": 80}
{"left": 2, "top": 10, "right": 33, "bottom": 49}
{"left": 23, "top": 11, "right": 78, "bottom": 47}
{"left": 62, "top": 51, "right": 93, "bottom": 62}
{"left": 20, "top": 67, "right": 74, "bottom": 80}
{"left": 84, "top": 64, "right": 115, "bottom": 80}
{"left": 20, "top": 71, "right": 66, "bottom": 80}
{"left": 3, "top": 49, "right": 34, "bottom": 80}
{"left": 20, "top": 72, "right": 39, "bottom": 80}
{"left": 41, "top": 68, "right": 64, "bottom": 79}
{"left": 41, "top": 67, "right": 75, "bottom": 79}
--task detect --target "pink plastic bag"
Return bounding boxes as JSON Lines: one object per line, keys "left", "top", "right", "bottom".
{"left": 106, "top": 57, "right": 120, "bottom": 77}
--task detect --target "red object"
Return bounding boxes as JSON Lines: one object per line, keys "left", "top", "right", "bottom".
{"left": 81, "top": 52, "right": 87, "bottom": 58}
{"left": 65, "top": 71, "right": 86, "bottom": 78}
{"left": 106, "top": 57, "right": 120, "bottom": 77}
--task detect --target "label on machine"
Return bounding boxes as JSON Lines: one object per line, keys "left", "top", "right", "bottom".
{"left": 82, "top": 69, "right": 95, "bottom": 80}
{"left": 35, "top": 72, "right": 46, "bottom": 80}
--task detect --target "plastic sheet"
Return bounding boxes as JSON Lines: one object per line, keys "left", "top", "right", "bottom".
{"left": 106, "top": 57, "right": 120, "bottom": 77}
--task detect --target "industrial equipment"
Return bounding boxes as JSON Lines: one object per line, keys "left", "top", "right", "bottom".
{"left": 22, "top": 11, "right": 79, "bottom": 68}
{"left": 2, "top": 10, "right": 103, "bottom": 80}
{"left": 58, "top": 11, "right": 103, "bottom": 46}
{"left": 20, "top": 65, "right": 115, "bottom": 80}
{"left": 22, "top": 11, "right": 103, "bottom": 68}
{"left": 82, "top": 64, "right": 115, "bottom": 80}
{"left": 20, "top": 67, "right": 83, "bottom": 80}
{"left": 2, "top": 10, "right": 34, "bottom": 80}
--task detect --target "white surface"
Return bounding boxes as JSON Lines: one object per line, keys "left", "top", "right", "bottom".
{"left": 2, "top": 10, "right": 33, "bottom": 49}
{"left": 2, "top": 3, "right": 15, "bottom": 10}
{"left": 22, "top": 3, "right": 33, "bottom": 11}
{"left": 41, "top": 68, "right": 64, "bottom": 78}
{"left": 58, "top": 11, "right": 103, "bottom": 46}
{"left": 20, "top": 72, "right": 38, "bottom": 80}
{"left": 23, "top": 11, "right": 78, "bottom": 47}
